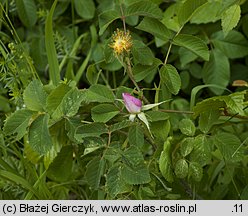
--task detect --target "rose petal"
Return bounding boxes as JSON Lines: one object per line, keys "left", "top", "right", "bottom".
{"left": 122, "top": 93, "right": 142, "bottom": 114}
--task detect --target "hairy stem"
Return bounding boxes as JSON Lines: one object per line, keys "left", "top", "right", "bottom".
{"left": 125, "top": 57, "right": 141, "bottom": 92}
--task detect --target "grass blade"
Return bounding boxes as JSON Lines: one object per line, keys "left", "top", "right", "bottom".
{"left": 45, "top": 0, "right": 60, "bottom": 86}
{"left": 75, "top": 25, "right": 97, "bottom": 84}
{"left": 0, "top": 169, "right": 42, "bottom": 199}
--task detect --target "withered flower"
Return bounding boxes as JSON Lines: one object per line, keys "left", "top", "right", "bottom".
{"left": 109, "top": 29, "right": 132, "bottom": 55}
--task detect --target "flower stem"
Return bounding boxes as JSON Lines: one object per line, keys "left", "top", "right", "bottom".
{"left": 119, "top": 1, "right": 126, "bottom": 33}
{"left": 118, "top": 1, "right": 150, "bottom": 103}
{"left": 125, "top": 57, "right": 141, "bottom": 92}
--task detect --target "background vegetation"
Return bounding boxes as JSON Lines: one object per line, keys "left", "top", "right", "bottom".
{"left": 0, "top": 0, "right": 248, "bottom": 199}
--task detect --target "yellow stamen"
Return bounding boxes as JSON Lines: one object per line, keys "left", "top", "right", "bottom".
{"left": 109, "top": 29, "right": 132, "bottom": 55}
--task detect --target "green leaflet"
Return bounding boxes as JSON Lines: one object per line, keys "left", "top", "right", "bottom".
{"left": 103, "top": 142, "right": 122, "bottom": 164}
{"left": 3, "top": 109, "right": 35, "bottom": 140}
{"left": 178, "top": 0, "right": 207, "bottom": 25}
{"left": 211, "top": 30, "right": 248, "bottom": 59}
{"left": 221, "top": 4, "right": 241, "bottom": 37}
{"left": 47, "top": 145, "right": 73, "bottom": 182}
{"left": 126, "top": 15, "right": 139, "bottom": 26}
{"left": 121, "top": 163, "right": 151, "bottom": 185}
{"left": 133, "top": 58, "right": 162, "bottom": 82}
{"left": 128, "top": 125, "right": 144, "bottom": 148}
{"left": 110, "top": 120, "right": 133, "bottom": 133}
{"left": 189, "top": 135, "right": 212, "bottom": 166}
{"left": 28, "top": 114, "right": 52, "bottom": 155}
{"left": 188, "top": 162, "right": 203, "bottom": 182}
{"left": 193, "top": 91, "right": 246, "bottom": 117}
{"left": 43, "top": 139, "right": 61, "bottom": 170}
{"left": 136, "top": 17, "right": 172, "bottom": 41}
{"left": 131, "top": 40, "right": 154, "bottom": 65}
{"left": 159, "top": 137, "right": 174, "bottom": 183}
{"left": 180, "top": 71, "right": 190, "bottom": 90}
{"left": 162, "top": 4, "right": 181, "bottom": 32}
{"left": 199, "top": 109, "right": 220, "bottom": 133}
{"left": 15, "top": 0, "right": 37, "bottom": 27}
{"left": 65, "top": 117, "right": 82, "bottom": 143}
{"left": 202, "top": 49, "right": 230, "bottom": 95}
{"left": 106, "top": 165, "right": 130, "bottom": 198}
{"left": 175, "top": 159, "right": 188, "bottom": 179}
{"left": 180, "top": 137, "right": 195, "bottom": 157}
{"left": 23, "top": 80, "right": 47, "bottom": 112}
{"left": 179, "top": 119, "right": 196, "bottom": 137}
{"left": 160, "top": 64, "right": 181, "bottom": 95}
{"left": 98, "top": 0, "right": 162, "bottom": 35}
{"left": 218, "top": 0, "right": 240, "bottom": 14}
{"left": 85, "top": 84, "right": 115, "bottom": 103}
{"left": 46, "top": 84, "right": 85, "bottom": 120}
{"left": 173, "top": 34, "right": 209, "bottom": 61}
{"left": 150, "top": 119, "right": 170, "bottom": 141}
{"left": 74, "top": 0, "right": 95, "bottom": 20}
{"left": 24, "top": 140, "right": 42, "bottom": 164}
{"left": 46, "top": 84, "right": 70, "bottom": 117}
{"left": 189, "top": 63, "right": 202, "bottom": 79}
{"left": 214, "top": 132, "right": 243, "bottom": 162}
{"left": 75, "top": 123, "right": 108, "bottom": 142}
{"left": 85, "top": 157, "right": 105, "bottom": 190}
{"left": 123, "top": 146, "right": 144, "bottom": 166}
{"left": 178, "top": 47, "right": 198, "bottom": 67}
{"left": 146, "top": 110, "right": 170, "bottom": 122}
{"left": 98, "top": 10, "right": 120, "bottom": 35}
{"left": 191, "top": 1, "right": 222, "bottom": 24}
{"left": 86, "top": 64, "right": 100, "bottom": 85}
{"left": 91, "top": 104, "right": 119, "bottom": 123}
{"left": 190, "top": 84, "right": 231, "bottom": 111}
{"left": 125, "top": 1, "right": 163, "bottom": 19}
{"left": 120, "top": 146, "right": 150, "bottom": 185}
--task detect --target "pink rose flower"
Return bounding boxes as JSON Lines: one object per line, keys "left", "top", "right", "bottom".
{"left": 122, "top": 93, "right": 142, "bottom": 114}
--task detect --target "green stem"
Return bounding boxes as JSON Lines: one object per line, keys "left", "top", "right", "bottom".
{"left": 125, "top": 57, "right": 141, "bottom": 92}
{"left": 120, "top": 74, "right": 129, "bottom": 86}
{"left": 112, "top": 71, "right": 117, "bottom": 89}
{"left": 160, "top": 108, "right": 248, "bottom": 120}
{"left": 157, "top": 26, "right": 184, "bottom": 109}
{"left": 100, "top": 71, "right": 111, "bottom": 88}
{"left": 164, "top": 43, "right": 173, "bottom": 65}
{"left": 163, "top": 26, "right": 183, "bottom": 65}
{"left": 160, "top": 109, "right": 194, "bottom": 115}
{"left": 119, "top": 0, "right": 126, "bottom": 33}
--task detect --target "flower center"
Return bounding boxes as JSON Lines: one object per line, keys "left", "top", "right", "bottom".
{"left": 109, "top": 29, "right": 132, "bottom": 55}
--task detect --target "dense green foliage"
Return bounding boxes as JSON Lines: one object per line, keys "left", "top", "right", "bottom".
{"left": 0, "top": 0, "right": 248, "bottom": 200}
